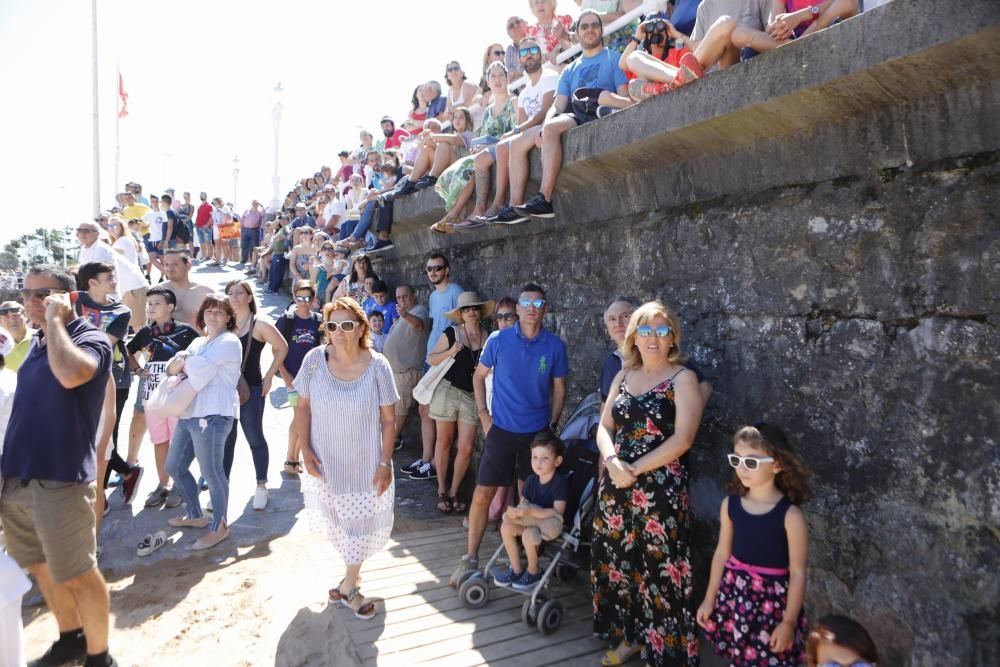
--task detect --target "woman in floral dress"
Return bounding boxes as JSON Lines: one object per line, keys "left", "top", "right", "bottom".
{"left": 592, "top": 301, "right": 704, "bottom": 666}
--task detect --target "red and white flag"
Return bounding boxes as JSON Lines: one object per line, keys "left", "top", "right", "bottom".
{"left": 117, "top": 71, "right": 128, "bottom": 119}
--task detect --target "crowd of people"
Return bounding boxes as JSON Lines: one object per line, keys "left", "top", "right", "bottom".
{"left": 0, "top": 1, "right": 894, "bottom": 666}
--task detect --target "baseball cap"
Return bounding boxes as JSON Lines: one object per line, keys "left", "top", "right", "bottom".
{"left": 380, "top": 115, "right": 394, "bottom": 124}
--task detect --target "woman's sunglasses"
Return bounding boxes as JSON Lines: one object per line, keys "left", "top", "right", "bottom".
{"left": 519, "top": 45, "right": 542, "bottom": 57}
{"left": 460, "top": 305, "right": 480, "bottom": 313}
{"left": 294, "top": 295, "right": 313, "bottom": 303}
{"left": 496, "top": 312, "right": 518, "bottom": 321}
{"left": 491, "top": 49, "right": 504, "bottom": 57}
{"left": 325, "top": 320, "right": 359, "bottom": 332}
{"left": 727, "top": 454, "right": 775, "bottom": 471}
{"left": 636, "top": 324, "right": 672, "bottom": 338}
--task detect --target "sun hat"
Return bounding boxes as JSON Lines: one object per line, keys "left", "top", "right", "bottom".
{"left": 446, "top": 292, "right": 495, "bottom": 323}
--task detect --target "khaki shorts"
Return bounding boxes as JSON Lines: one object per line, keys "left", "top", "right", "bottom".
{"left": 0, "top": 478, "right": 97, "bottom": 582}
{"left": 394, "top": 367, "right": 422, "bottom": 417}
{"left": 503, "top": 504, "right": 564, "bottom": 546}
{"left": 429, "top": 379, "right": 478, "bottom": 426}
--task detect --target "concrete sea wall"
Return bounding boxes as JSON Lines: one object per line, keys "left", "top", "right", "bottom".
{"left": 372, "top": 1, "right": 999, "bottom": 664}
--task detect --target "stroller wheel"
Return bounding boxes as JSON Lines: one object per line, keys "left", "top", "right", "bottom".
{"left": 521, "top": 598, "right": 537, "bottom": 625}
{"left": 536, "top": 598, "right": 564, "bottom": 635}
{"left": 459, "top": 577, "right": 490, "bottom": 609}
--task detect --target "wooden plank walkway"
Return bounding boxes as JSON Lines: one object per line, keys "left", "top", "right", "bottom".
{"left": 343, "top": 525, "right": 609, "bottom": 666}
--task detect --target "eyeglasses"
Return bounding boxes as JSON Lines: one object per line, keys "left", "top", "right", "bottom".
{"left": 496, "top": 312, "right": 518, "bottom": 321}
{"left": 447, "top": 65, "right": 462, "bottom": 72}
{"left": 578, "top": 20, "right": 602, "bottom": 30}
{"left": 325, "top": 320, "right": 359, "bottom": 332}
{"left": 518, "top": 298, "right": 545, "bottom": 309}
{"left": 507, "top": 18, "right": 523, "bottom": 29}
{"left": 519, "top": 45, "right": 542, "bottom": 57}
{"left": 727, "top": 454, "right": 775, "bottom": 471}
{"left": 426, "top": 265, "right": 446, "bottom": 273}
{"left": 20, "top": 288, "right": 67, "bottom": 301}
{"left": 294, "top": 295, "right": 313, "bottom": 303}
{"left": 636, "top": 324, "right": 672, "bottom": 338}
{"left": 460, "top": 305, "right": 480, "bottom": 313}
{"left": 0, "top": 308, "right": 24, "bottom": 315}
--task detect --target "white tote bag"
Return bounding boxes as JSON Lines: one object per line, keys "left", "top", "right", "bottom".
{"left": 145, "top": 374, "right": 198, "bottom": 418}
{"left": 413, "top": 357, "right": 455, "bottom": 406}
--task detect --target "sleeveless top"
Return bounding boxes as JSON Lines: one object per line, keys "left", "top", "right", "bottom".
{"left": 728, "top": 494, "right": 792, "bottom": 569}
{"left": 294, "top": 250, "right": 312, "bottom": 277}
{"left": 442, "top": 326, "right": 483, "bottom": 393}
{"left": 238, "top": 328, "right": 267, "bottom": 386}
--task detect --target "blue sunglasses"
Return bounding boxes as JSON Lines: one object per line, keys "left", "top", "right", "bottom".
{"left": 518, "top": 298, "right": 545, "bottom": 309}
{"left": 636, "top": 324, "right": 672, "bottom": 338}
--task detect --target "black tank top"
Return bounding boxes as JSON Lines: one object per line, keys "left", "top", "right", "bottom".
{"left": 728, "top": 494, "right": 792, "bottom": 569}
{"left": 238, "top": 329, "right": 266, "bottom": 387}
{"left": 442, "top": 326, "right": 482, "bottom": 393}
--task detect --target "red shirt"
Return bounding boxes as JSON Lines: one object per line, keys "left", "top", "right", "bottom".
{"left": 195, "top": 202, "right": 213, "bottom": 228}
{"left": 384, "top": 128, "right": 411, "bottom": 150}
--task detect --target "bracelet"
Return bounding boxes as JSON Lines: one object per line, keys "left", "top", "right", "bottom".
{"left": 603, "top": 454, "right": 617, "bottom": 463}
{"left": 377, "top": 461, "right": 391, "bottom": 469}
{"left": 631, "top": 35, "right": 641, "bottom": 44}
{"left": 478, "top": 408, "right": 489, "bottom": 415}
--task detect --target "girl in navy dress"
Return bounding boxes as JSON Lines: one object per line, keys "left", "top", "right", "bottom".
{"left": 698, "top": 423, "right": 811, "bottom": 666}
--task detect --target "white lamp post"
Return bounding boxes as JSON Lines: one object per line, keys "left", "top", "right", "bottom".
{"left": 271, "top": 82, "right": 283, "bottom": 211}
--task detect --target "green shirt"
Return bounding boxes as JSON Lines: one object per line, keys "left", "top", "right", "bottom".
{"left": 5, "top": 332, "right": 35, "bottom": 373}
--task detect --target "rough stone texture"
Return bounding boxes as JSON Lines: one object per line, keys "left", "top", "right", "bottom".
{"left": 367, "top": 1, "right": 1000, "bottom": 663}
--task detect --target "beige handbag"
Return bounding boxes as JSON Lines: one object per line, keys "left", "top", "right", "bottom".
{"left": 413, "top": 326, "right": 467, "bottom": 405}
{"left": 146, "top": 375, "right": 198, "bottom": 418}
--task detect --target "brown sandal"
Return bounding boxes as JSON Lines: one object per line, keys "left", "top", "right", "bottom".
{"left": 450, "top": 495, "right": 467, "bottom": 514}
{"left": 437, "top": 493, "right": 453, "bottom": 514}
{"left": 430, "top": 221, "right": 455, "bottom": 234}
{"left": 342, "top": 587, "right": 376, "bottom": 620}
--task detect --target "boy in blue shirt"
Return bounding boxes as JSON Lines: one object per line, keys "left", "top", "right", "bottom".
{"left": 494, "top": 431, "right": 569, "bottom": 591}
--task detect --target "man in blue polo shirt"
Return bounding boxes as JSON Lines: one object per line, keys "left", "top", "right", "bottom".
{"left": 0, "top": 265, "right": 119, "bottom": 667}
{"left": 450, "top": 282, "right": 568, "bottom": 585}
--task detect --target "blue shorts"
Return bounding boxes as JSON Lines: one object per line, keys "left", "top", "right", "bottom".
{"left": 476, "top": 425, "right": 536, "bottom": 487}
{"left": 196, "top": 226, "right": 214, "bottom": 244}
{"left": 145, "top": 240, "right": 159, "bottom": 254}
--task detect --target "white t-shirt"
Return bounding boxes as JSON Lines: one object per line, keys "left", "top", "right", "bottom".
{"left": 518, "top": 70, "right": 559, "bottom": 120}
{"left": 78, "top": 240, "right": 145, "bottom": 293}
{"left": 145, "top": 210, "right": 166, "bottom": 243}
{"left": 323, "top": 197, "right": 347, "bottom": 226}
{"left": 113, "top": 235, "right": 139, "bottom": 265}
{"left": 78, "top": 240, "right": 117, "bottom": 266}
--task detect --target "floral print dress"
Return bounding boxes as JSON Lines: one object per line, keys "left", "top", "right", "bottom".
{"left": 592, "top": 369, "right": 699, "bottom": 666}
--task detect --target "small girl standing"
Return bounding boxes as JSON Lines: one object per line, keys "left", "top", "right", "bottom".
{"left": 698, "top": 423, "right": 811, "bottom": 666}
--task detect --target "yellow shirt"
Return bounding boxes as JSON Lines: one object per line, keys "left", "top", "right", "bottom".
{"left": 122, "top": 204, "right": 153, "bottom": 235}
{"left": 5, "top": 333, "right": 35, "bottom": 373}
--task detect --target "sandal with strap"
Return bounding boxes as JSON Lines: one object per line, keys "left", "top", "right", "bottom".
{"left": 430, "top": 221, "right": 455, "bottom": 234}
{"left": 449, "top": 495, "right": 467, "bottom": 514}
{"left": 328, "top": 576, "right": 363, "bottom": 603}
{"left": 283, "top": 460, "right": 302, "bottom": 475}
{"left": 341, "top": 587, "right": 376, "bottom": 620}
{"left": 437, "top": 493, "right": 453, "bottom": 514}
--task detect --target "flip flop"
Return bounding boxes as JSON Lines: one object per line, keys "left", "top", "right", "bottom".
{"left": 137, "top": 530, "right": 169, "bottom": 557}
{"left": 430, "top": 222, "right": 455, "bottom": 234}
{"left": 452, "top": 218, "right": 489, "bottom": 231}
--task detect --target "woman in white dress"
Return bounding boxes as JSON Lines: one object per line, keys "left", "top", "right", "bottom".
{"left": 294, "top": 296, "right": 399, "bottom": 620}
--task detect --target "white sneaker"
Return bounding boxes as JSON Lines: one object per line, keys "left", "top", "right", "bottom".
{"left": 252, "top": 487, "right": 268, "bottom": 510}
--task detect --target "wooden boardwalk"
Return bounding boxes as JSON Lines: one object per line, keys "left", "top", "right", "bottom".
{"left": 343, "top": 525, "right": 609, "bottom": 666}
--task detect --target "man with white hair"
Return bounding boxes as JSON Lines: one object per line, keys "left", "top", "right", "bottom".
{"left": 76, "top": 222, "right": 147, "bottom": 333}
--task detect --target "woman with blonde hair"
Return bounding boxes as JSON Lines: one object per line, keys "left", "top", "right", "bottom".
{"left": 294, "top": 297, "right": 399, "bottom": 620}
{"left": 592, "top": 300, "right": 704, "bottom": 666}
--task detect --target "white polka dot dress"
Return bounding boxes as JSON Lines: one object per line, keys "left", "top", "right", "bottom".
{"left": 294, "top": 347, "right": 400, "bottom": 564}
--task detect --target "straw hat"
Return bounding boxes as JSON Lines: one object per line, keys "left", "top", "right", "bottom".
{"left": 446, "top": 292, "right": 495, "bottom": 323}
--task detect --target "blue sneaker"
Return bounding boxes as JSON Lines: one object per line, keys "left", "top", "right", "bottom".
{"left": 512, "top": 570, "right": 541, "bottom": 592}
{"left": 493, "top": 567, "right": 519, "bottom": 588}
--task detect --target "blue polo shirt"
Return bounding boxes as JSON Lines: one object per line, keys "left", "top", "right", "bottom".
{"left": 1, "top": 318, "right": 112, "bottom": 483}
{"left": 479, "top": 323, "right": 568, "bottom": 433}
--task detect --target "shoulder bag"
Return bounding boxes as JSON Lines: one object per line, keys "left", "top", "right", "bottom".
{"left": 236, "top": 317, "right": 254, "bottom": 405}
{"left": 413, "top": 326, "right": 466, "bottom": 405}
{"left": 146, "top": 374, "right": 198, "bottom": 418}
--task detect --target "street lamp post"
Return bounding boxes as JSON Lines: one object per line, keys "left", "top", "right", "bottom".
{"left": 271, "top": 82, "right": 283, "bottom": 211}
{"left": 232, "top": 156, "right": 240, "bottom": 210}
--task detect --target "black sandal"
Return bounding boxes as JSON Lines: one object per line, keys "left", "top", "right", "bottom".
{"left": 437, "top": 493, "right": 453, "bottom": 514}
{"left": 284, "top": 460, "right": 303, "bottom": 474}
{"left": 450, "top": 495, "right": 467, "bottom": 514}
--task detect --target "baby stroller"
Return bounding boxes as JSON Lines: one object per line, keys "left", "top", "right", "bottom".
{"left": 455, "top": 431, "right": 600, "bottom": 635}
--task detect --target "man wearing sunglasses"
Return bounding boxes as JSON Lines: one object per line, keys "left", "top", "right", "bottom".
{"left": 400, "top": 252, "right": 464, "bottom": 481}
{"left": 0, "top": 301, "right": 35, "bottom": 372}
{"left": 485, "top": 37, "right": 559, "bottom": 224}
{"left": 452, "top": 283, "right": 568, "bottom": 585}
{"left": 0, "top": 265, "right": 120, "bottom": 667}
{"left": 513, "top": 9, "right": 630, "bottom": 221}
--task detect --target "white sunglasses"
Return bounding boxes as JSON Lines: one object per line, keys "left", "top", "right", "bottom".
{"left": 727, "top": 454, "right": 775, "bottom": 471}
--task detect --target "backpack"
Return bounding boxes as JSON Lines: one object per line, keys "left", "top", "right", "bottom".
{"left": 277, "top": 310, "right": 323, "bottom": 344}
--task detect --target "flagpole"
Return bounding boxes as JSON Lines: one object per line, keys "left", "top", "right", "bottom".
{"left": 91, "top": 0, "right": 101, "bottom": 217}
{"left": 115, "top": 63, "right": 120, "bottom": 196}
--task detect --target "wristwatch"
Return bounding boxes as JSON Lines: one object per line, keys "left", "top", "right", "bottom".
{"left": 809, "top": 5, "right": 820, "bottom": 15}
{"left": 631, "top": 35, "right": 642, "bottom": 45}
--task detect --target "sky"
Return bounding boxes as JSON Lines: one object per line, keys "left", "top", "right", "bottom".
{"left": 0, "top": 0, "right": 582, "bottom": 245}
